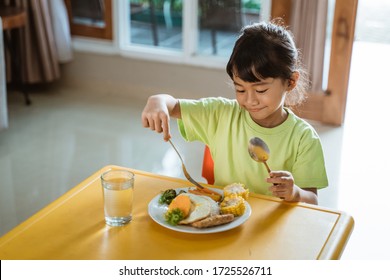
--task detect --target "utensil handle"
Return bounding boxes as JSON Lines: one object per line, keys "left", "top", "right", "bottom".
{"left": 264, "top": 162, "right": 284, "bottom": 199}
{"left": 263, "top": 162, "right": 272, "bottom": 174}
{"left": 168, "top": 139, "right": 213, "bottom": 193}
{"left": 168, "top": 139, "right": 184, "bottom": 163}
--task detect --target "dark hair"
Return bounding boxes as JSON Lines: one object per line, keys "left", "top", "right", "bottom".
{"left": 226, "top": 21, "right": 308, "bottom": 106}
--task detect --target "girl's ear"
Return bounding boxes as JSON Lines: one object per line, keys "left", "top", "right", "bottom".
{"left": 287, "top": 71, "right": 300, "bottom": 91}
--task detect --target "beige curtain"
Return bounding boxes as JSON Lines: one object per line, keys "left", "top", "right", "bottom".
{"left": 290, "top": 0, "right": 328, "bottom": 92}
{"left": 1, "top": 0, "right": 72, "bottom": 84}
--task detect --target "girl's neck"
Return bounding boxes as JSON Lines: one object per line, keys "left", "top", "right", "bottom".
{"left": 252, "top": 107, "right": 288, "bottom": 128}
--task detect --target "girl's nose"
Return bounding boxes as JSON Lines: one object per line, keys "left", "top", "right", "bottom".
{"left": 246, "top": 91, "right": 259, "bottom": 105}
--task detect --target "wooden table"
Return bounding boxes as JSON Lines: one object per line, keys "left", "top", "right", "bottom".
{"left": 0, "top": 165, "right": 354, "bottom": 260}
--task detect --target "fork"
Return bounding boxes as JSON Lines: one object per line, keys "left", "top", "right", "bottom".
{"left": 168, "top": 139, "right": 206, "bottom": 190}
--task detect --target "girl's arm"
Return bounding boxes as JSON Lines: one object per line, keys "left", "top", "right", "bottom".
{"left": 141, "top": 94, "right": 181, "bottom": 141}
{"left": 267, "top": 171, "right": 318, "bottom": 205}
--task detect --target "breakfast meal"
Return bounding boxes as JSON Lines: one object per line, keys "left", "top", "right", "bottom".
{"left": 159, "top": 183, "right": 249, "bottom": 228}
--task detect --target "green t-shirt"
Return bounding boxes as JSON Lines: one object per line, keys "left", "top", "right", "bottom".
{"left": 178, "top": 97, "right": 328, "bottom": 195}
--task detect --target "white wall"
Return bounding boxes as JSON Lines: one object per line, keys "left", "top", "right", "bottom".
{"left": 61, "top": 51, "right": 233, "bottom": 101}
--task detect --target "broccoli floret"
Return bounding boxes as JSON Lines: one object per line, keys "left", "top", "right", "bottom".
{"left": 165, "top": 208, "right": 184, "bottom": 225}
{"left": 158, "top": 189, "right": 177, "bottom": 205}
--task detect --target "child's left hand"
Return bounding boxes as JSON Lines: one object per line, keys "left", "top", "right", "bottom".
{"left": 267, "top": 171, "right": 298, "bottom": 201}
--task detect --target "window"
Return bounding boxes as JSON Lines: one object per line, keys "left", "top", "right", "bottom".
{"left": 64, "top": 0, "right": 113, "bottom": 40}
{"left": 119, "top": 0, "right": 267, "bottom": 67}
{"left": 66, "top": 1, "right": 269, "bottom": 67}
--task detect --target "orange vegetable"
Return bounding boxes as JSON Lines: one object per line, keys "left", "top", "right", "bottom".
{"left": 196, "top": 186, "right": 222, "bottom": 196}
{"left": 188, "top": 189, "right": 222, "bottom": 202}
{"left": 168, "top": 194, "right": 192, "bottom": 218}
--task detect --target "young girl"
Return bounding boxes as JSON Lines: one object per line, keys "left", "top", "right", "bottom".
{"left": 141, "top": 21, "right": 328, "bottom": 205}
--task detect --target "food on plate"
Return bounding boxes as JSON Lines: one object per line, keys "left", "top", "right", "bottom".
{"left": 165, "top": 208, "right": 185, "bottom": 225}
{"left": 191, "top": 214, "right": 234, "bottom": 228}
{"left": 202, "top": 196, "right": 220, "bottom": 216}
{"left": 194, "top": 185, "right": 223, "bottom": 196}
{"left": 164, "top": 194, "right": 192, "bottom": 225}
{"left": 188, "top": 188, "right": 222, "bottom": 202}
{"left": 220, "top": 195, "right": 246, "bottom": 217}
{"left": 159, "top": 189, "right": 177, "bottom": 205}
{"left": 223, "top": 183, "right": 249, "bottom": 200}
{"left": 168, "top": 194, "right": 192, "bottom": 217}
{"left": 178, "top": 194, "right": 212, "bottom": 224}
{"left": 159, "top": 185, "right": 248, "bottom": 229}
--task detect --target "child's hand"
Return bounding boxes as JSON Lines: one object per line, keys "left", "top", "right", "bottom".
{"left": 267, "top": 171, "right": 299, "bottom": 202}
{"left": 141, "top": 96, "right": 172, "bottom": 141}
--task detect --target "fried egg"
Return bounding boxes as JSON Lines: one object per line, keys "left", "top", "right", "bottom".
{"left": 178, "top": 193, "right": 211, "bottom": 224}
{"left": 202, "top": 195, "right": 220, "bottom": 216}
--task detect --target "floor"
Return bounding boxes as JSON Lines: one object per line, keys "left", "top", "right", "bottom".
{"left": 1, "top": 0, "right": 390, "bottom": 260}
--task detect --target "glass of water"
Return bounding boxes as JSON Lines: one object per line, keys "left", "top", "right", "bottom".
{"left": 101, "top": 169, "right": 135, "bottom": 226}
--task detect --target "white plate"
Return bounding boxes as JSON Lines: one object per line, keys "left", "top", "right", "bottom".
{"left": 148, "top": 187, "right": 251, "bottom": 234}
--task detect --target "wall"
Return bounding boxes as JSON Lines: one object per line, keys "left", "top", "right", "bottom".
{"left": 60, "top": 51, "right": 233, "bottom": 101}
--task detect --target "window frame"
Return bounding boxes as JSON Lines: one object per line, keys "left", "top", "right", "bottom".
{"left": 64, "top": 0, "right": 113, "bottom": 40}
{"left": 68, "top": 0, "right": 270, "bottom": 69}
{"left": 117, "top": 0, "right": 229, "bottom": 68}
{"left": 72, "top": 0, "right": 271, "bottom": 69}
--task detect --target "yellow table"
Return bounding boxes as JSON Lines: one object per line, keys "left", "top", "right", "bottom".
{"left": 0, "top": 165, "right": 354, "bottom": 260}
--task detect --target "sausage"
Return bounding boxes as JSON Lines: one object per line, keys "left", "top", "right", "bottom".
{"left": 191, "top": 214, "right": 235, "bottom": 228}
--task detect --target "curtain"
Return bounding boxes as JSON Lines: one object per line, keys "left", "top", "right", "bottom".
{"left": 1, "top": 0, "right": 72, "bottom": 84}
{"left": 50, "top": 0, "right": 73, "bottom": 63}
{"left": 290, "top": 0, "right": 328, "bottom": 92}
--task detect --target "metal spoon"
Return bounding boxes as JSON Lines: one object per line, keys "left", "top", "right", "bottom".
{"left": 248, "top": 137, "right": 271, "bottom": 173}
{"left": 248, "top": 137, "right": 285, "bottom": 199}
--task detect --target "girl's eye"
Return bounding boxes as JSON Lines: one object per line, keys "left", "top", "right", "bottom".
{"left": 256, "top": 89, "right": 268, "bottom": 94}
{"left": 235, "top": 89, "right": 245, "bottom": 93}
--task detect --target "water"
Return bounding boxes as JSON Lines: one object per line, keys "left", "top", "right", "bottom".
{"left": 102, "top": 177, "right": 134, "bottom": 226}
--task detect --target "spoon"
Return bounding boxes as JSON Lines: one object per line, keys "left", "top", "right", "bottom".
{"left": 248, "top": 137, "right": 284, "bottom": 199}
{"left": 248, "top": 137, "right": 271, "bottom": 173}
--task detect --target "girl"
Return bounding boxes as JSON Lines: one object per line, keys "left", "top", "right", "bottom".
{"left": 141, "top": 21, "right": 328, "bottom": 205}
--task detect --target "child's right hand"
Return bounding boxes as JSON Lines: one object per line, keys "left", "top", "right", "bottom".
{"left": 141, "top": 94, "right": 180, "bottom": 141}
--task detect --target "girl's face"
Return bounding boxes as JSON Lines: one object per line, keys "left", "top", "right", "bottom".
{"left": 234, "top": 75, "right": 293, "bottom": 128}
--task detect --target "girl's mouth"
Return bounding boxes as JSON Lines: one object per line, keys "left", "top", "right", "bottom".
{"left": 247, "top": 106, "right": 266, "bottom": 113}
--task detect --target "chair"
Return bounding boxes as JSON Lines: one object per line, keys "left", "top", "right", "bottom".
{"left": 69, "top": 0, "right": 104, "bottom": 23}
{"left": 148, "top": 0, "right": 177, "bottom": 46}
{"left": 202, "top": 146, "right": 215, "bottom": 184}
{"left": 0, "top": 6, "right": 31, "bottom": 105}
{"left": 199, "top": 0, "right": 242, "bottom": 54}
{"left": 130, "top": 0, "right": 177, "bottom": 47}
